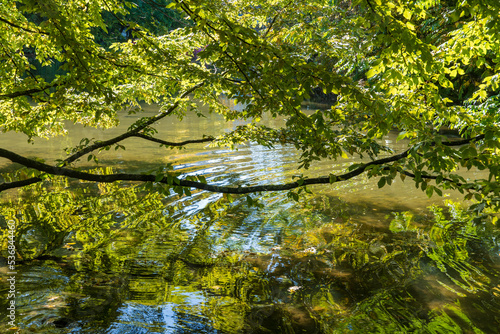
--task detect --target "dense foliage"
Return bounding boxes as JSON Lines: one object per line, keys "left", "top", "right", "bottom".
{"left": 1, "top": 1, "right": 500, "bottom": 332}
{"left": 0, "top": 0, "right": 499, "bottom": 210}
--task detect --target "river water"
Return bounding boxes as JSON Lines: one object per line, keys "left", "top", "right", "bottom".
{"left": 1, "top": 101, "right": 499, "bottom": 333}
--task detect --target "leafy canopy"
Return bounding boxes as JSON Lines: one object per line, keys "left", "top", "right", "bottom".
{"left": 0, "top": 0, "right": 499, "bottom": 212}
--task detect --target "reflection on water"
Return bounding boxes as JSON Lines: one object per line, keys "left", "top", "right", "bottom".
{"left": 1, "top": 102, "right": 500, "bottom": 333}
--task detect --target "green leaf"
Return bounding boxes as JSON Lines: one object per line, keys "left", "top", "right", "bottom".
{"left": 426, "top": 186, "right": 434, "bottom": 198}
{"left": 378, "top": 177, "right": 386, "bottom": 189}
{"left": 174, "top": 186, "right": 183, "bottom": 196}
{"left": 403, "top": 9, "right": 412, "bottom": 20}
{"left": 366, "top": 68, "right": 377, "bottom": 78}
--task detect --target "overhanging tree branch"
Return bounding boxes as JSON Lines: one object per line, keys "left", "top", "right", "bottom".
{"left": 0, "top": 17, "right": 48, "bottom": 35}
{"left": 0, "top": 146, "right": 405, "bottom": 193}
{"left": 132, "top": 133, "right": 214, "bottom": 146}
{"left": 0, "top": 134, "right": 485, "bottom": 194}
{"left": 64, "top": 81, "right": 205, "bottom": 165}
{"left": 0, "top": 82, "right": 206, "bottom": 191}
{"left": 174, "top": 0, "right": 265, "bottom": 100}
{"left": 0, "top": 82, "right": 61, "bottom": 99}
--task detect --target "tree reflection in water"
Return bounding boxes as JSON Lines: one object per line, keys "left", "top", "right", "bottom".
{"left": 1, "top": 176, "right": 499, "bottom": 333}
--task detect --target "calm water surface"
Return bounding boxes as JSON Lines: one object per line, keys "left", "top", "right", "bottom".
{"left": 1, "top": 101, "right": 499, "bottom": 333}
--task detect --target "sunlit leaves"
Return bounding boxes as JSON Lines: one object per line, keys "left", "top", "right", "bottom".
{"left": 0, "top": 0, "right": 499, "bottom": 209}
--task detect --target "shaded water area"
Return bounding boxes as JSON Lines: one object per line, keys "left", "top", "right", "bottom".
{"left": 1, "top": 101, "right": 500, "bottom": 333}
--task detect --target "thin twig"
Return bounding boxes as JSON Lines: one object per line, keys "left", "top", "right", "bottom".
{"left": 132, "top": 133, "right": 214, "bottom": 146}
